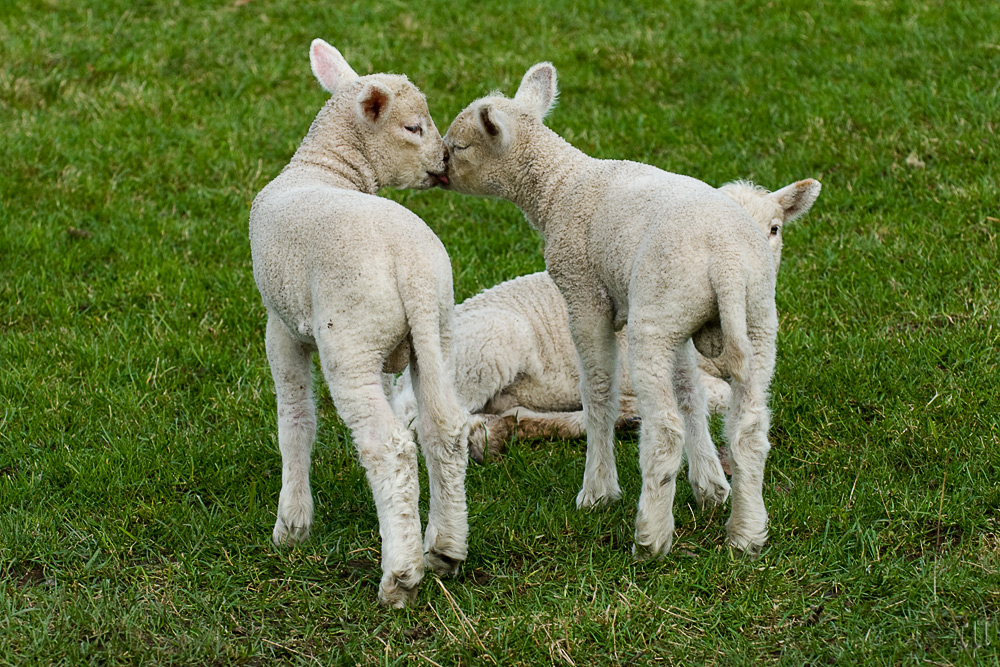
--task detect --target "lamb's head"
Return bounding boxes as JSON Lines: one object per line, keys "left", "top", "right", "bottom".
{"left": 309, "top": 39, "right": 448, "bottom": 190}
{"left": 442, "top": 62, "right": 558, "bottom": 196}
{"left": 693, "top": 178, "right": 821, "bottom": 367}
{"left": 718, "top": 178, "right": 822, "bottom": 269}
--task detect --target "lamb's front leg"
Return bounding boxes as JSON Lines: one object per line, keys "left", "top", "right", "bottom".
{"left": 266, "top": 315, "right": 317, "bottom": 546}
{"left": 566, "top": 307, "right": 621, "bottom": 509}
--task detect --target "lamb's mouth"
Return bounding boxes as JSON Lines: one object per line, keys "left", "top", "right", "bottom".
{"left": 427, "top": 171, "right": 450, "bottom": 188}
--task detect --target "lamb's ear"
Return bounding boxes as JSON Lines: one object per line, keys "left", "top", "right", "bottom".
{"left": 310, "top": 39, "right": 359, "bottom": 93}
{"left": 356, "top": 81, "right": 394, "bottom": 126}
{"left": 770, "top": 179, "right": 822, "bottom": 222}
{"left": 477, "top": 102, "right": 512, "bottom": 150}
{"left": 514, "top": 62, "right": 558, "bottom": 120}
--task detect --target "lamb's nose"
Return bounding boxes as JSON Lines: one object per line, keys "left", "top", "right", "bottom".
{"left": 442, "top": 147, "right": 450, "bottom": 164}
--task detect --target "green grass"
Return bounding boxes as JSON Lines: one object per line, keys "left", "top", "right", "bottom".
{"left": 2, "top": 0, "right": 999, "bottom": 664}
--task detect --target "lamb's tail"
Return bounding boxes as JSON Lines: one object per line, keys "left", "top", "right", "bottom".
{"left": 709, "top": 261, "right": 754, "bottom": 386}
{"left": 395, "top": 264, "right": 468, "bottom": 447}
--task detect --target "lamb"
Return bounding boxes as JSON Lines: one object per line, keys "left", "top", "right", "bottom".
{"left": 390, "top": 179, "right": 820, "bottom": 464}
{"left": 442, "top": 62, "right": 789, "bottom": 556}
{"left": 249, "top": 39, "right": 470, "bottom": 607}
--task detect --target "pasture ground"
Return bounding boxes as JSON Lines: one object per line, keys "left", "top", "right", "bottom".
{"left": 1, "top": 1, "right": 998, "bottom": 664}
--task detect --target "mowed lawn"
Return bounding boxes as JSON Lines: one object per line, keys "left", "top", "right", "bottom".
{"left": 2, "top": 0, "right": 999, "bottom": 664}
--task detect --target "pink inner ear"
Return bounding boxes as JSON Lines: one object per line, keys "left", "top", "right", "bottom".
{"left": 310, "top": 41, "right": 350, "bottom": 92}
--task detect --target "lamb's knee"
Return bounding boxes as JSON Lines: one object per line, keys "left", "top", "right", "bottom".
{"left": 277, "top": 399, "right": 316, "bottom": 429}
{"left": 358, "top": 429, "right": 419, "bottom": 481}
{"left": 640, "top": 410, "right": 685, "bottom": 445}
{"left": 725, "top": 393, "right": 770, "bottom": 441}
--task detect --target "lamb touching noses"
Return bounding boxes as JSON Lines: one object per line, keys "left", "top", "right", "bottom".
{"left": 432, "top": 147, "right": 451, "bottom": 186}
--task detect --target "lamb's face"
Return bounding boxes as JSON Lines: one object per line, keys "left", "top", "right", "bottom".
{"left": 307, "top": 41, "right": 447, "bottom": 190}
{"left": 358, "top": 75, "right": 448, "bottom": 191}
{"left": 441, "top": 96, "right": 518, "bottom": 197}
{"left": 443, "top": 63, "right": 558, "bottom": 197}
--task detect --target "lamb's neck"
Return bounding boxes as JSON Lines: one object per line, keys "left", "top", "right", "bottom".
{"left": 505, "top": 132, "right": 591, "bottom": 237}
{"left": 289, "top": 108, "right": 380, "bottom": 194}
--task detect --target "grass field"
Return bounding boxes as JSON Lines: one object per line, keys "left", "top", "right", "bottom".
{"left": 2, "top": 0, "right": 999, "bottom": 664}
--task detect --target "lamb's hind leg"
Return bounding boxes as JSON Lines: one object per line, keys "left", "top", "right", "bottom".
{"left": 724, "top": 328, "right": 776, "bottom": 554}
{"left": 319, "top": 341, "right": 424, "bottom": 608}
{"left": 567, "top": 308, "right": 621, "bottom": 509}
{"left": 675, "top": 341, "right": 730, "bottom": 512}
{"left": 410, "top": 362, "right": 469, "bottom": 577}
{"left": 266, "top": 314, "right": 317, "bottom": 546}
{"left": 628, "top": 323, "right": 686, "bottom": 558}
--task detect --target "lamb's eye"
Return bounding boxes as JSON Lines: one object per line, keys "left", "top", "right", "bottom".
{"left": 405, "top": 125, "right": 423, "bottom": 135}
{"left": 452, "top": 144, "right": 470, "bottom": 151}
{"left": 770, "top": 225, "right": 780, "bottom": 235}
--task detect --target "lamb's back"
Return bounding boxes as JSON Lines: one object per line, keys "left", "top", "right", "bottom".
{"left": 250, "top": 169, "right": 448, "bottom": 339}
{"left": 554, "top": 160, "right": 769, "bottom": 307}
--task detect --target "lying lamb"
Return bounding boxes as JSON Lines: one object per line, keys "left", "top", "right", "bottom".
{"left": 249, "top": 39, "right": 469, "bottom": 607}
{"left": 442, "top": 62, "right": 788, "bottom": 556}
{"left": 390, "top": 179, "right": 820, "bottom": 465}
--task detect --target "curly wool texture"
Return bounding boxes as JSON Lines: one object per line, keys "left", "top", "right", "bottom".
{"left": 249, "top": 40, "right": 468, "bottom": 608}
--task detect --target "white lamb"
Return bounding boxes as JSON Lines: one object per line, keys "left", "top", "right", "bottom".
{"left": 442, "top": 62, "right": 790, "bottom": 556}
{"left": 390, "top": 179, "right": 820, "bottom": 465}
{"left": 249, "top": 39, "right": 470, "bottom": 607}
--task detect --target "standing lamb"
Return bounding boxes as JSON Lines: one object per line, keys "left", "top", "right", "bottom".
{"left": 390, "top": 179, "right": 820, "bottom": 466}
{"left": 249, "top": 39, "right": 469, "bottom": 607}
{"left": 442, "top": 63, "right": 783, "bottom": 556}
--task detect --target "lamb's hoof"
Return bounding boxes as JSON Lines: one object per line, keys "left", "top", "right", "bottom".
{"left": 726, "top": 529, "right": 768, "bottom": 558}
{"left": 423, "top": 522, "right": 467, "bottom": 577}
{"left": 273, "top": 492, "right": 313, "bottom": 546}
{"left": 424, "top": 549, "right": 464, "bottom": 578}
{"left": 632, "top": 536, "right": 673, "bottom": 561}
{"left": 575, "top": 482, "right": 622, "bottom": 509}
{"left": 633, "top": 514, "right": 675, "bottom": 559}
{"left": 691, "top": 475, "right": 731, "bottom": 512}
{"left": 468, "top": 415, "right": 511, "bottom": 464}
{"left": 272, "top": 516, "right": 311, "bottom": 547}
{"left": 468, "top": 417, "right": 488, "bottom": 464}
{"left": 378, "top": 567, "right": 423, "bottom": 608}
